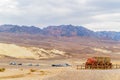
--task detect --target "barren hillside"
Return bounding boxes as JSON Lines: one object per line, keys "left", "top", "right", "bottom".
{"left": 0, "top": 32, "right": 119, "bottom": 59}
{"left": 0, "top": 43, "right": 68, "bottom": 59}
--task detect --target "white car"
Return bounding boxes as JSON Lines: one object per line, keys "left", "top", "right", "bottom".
{"left": 9, "top": 62, "right": 16, "bottom": 65}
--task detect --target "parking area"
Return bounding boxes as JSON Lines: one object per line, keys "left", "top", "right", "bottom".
{"left": 0, "top": 59, "right": 71, "bottom": 69}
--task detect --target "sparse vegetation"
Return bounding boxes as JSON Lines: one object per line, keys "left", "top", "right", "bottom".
{"left": 30, "top": 69, "right": 36, "bottom": 72}
{"left": 0, "top": 68, "right": 5, "bottom": 72}
{"left": 20, "top": 69, "right": 23, "bottom": 71}
{"left": 40, "top": 71, "right": 46, "bottom": 75}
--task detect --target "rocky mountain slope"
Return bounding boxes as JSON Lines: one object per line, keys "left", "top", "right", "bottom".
{"left": 96, "top": 31, "right": 120, "bottom": 41}
{"left": 0, "top": 24, "right": 120, "bottom": 41}
{"left": 43, "top": 25, "right": 95, "bottom": 37}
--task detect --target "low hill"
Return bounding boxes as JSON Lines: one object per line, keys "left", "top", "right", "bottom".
{"left": 0, "top": 43, "right": 68, "bottom": 59}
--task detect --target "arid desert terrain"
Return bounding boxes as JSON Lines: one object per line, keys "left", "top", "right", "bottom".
{"left": 0, "top": 34, "right": 119, "bottom": 80}
{"left": 0, "top": 58, "right": 119, "bottom": 80}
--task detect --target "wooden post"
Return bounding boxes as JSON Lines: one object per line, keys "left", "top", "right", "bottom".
{"left": 116, "top": 64, "right": 118, "bottom": 69}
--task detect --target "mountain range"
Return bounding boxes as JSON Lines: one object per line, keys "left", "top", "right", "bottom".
{"left": 0, "top": 24, "right": 120, "bottom": 59}
{"left": 0, "top": 24, "right": 120, "bottom": 41}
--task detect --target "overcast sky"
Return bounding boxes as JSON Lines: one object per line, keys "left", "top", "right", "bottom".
{"left": 0, "top": 0, "right": 120, "bottom": 31}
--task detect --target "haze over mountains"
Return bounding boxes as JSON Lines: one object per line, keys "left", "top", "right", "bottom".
{"left": 0, "top": 24, "right": 120, "bottom": 41}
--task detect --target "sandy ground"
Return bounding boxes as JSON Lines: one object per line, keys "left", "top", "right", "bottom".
{"left": 0, "top": 58, "right": 119, "bottom": 80}
{"left": 0, "top": 43, "right": 66, "bottom": 59}
{"left": 44, "top": 69, "right": 120, "bottom": 80}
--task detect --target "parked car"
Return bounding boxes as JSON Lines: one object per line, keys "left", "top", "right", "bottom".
{"left": 9, "top": 62, "right": 16, "bottom": 65}
{"left": 52, "top": 64, "right": 62, "bottom": 67}
{"left": 35, "top": 64, "right": 40, "bottom": 66}
{"left": 18, "top": 63, "right": 22, "bottom": 65}
{"left": 28, "top": 63, "right": 32, "bottom": 66}
{"left": 63, "top": 63, "right": 71, "bottom": 66}
{"left": 52, "top": 63, "right": 71, "bottom": 67}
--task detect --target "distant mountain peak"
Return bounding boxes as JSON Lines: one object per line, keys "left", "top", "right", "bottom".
{"left": 43, "top": 24, "right": 95, "bottom": 37}
{"left": 0, "top": 24, "right": 42, "bottom": 34}
{"left": 0, "top": 24, "right": 120, "bottom": 41}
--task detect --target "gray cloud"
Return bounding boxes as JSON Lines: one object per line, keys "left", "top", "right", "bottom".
{"left": 0, "top": 0, "right": 120, "bottom": 31}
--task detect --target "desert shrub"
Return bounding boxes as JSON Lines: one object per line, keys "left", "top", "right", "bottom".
{"left": 40, "top": 71, "right": 46, "bottom": 75}
{"left": 20, "top": 69, "right": 23, "bottom": 71}
{"left": 0, "top": 68, "right": 5, "bottom": 72}
{"left": 30, "top": 69, "right": 36, "bottom": 72}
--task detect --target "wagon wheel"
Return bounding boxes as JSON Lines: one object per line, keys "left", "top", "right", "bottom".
{"left": 109, "top": 63, "right": 112, "bottom": 69}
{"left": 85, "top": 63, "right": 90, "bottom": 69}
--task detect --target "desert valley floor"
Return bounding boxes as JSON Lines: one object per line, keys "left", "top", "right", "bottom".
{"left": 0, "top": 58, "right": 119, "bottom": 80}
